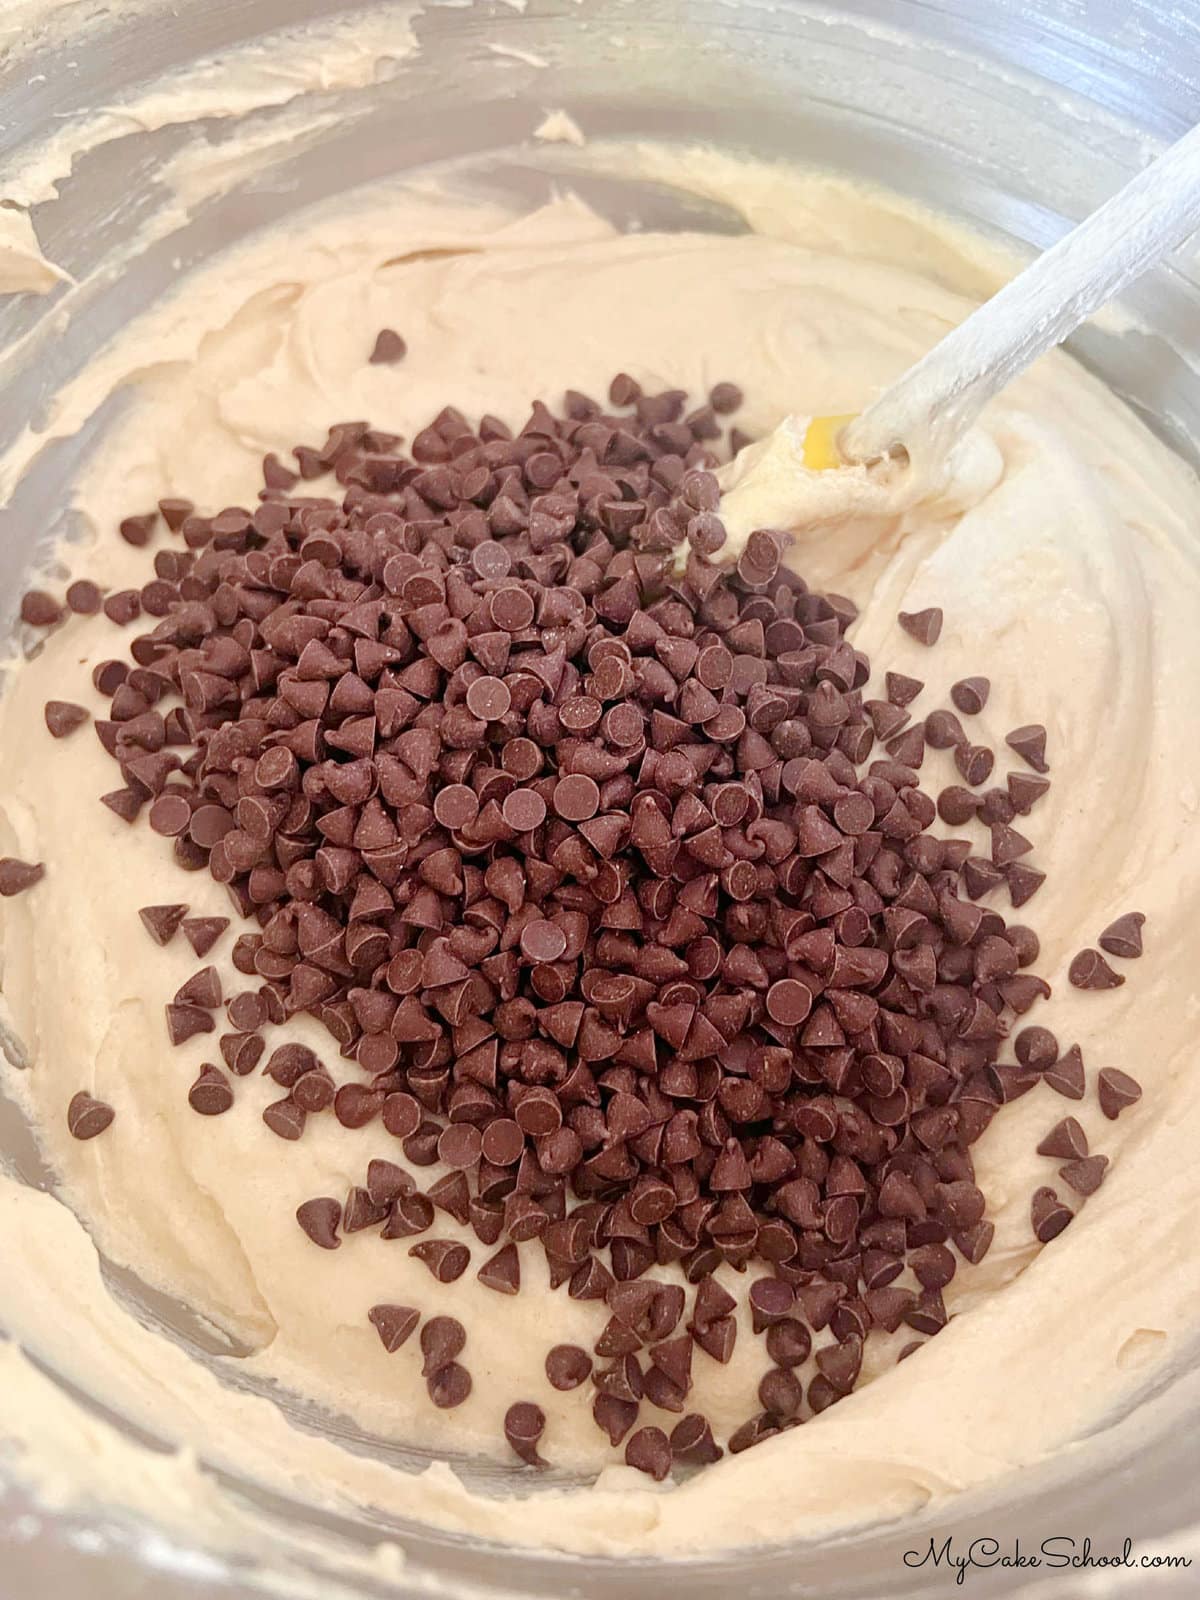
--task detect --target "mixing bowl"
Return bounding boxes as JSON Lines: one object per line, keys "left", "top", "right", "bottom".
{"left": 1, "top": 1, "right": 1198, "bottom": 1595}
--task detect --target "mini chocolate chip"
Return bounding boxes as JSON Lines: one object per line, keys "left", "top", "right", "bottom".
{"left": 625, "top": 1425, "right": 672, "bottom": 1480}
{"left": 937, "top": 785, "right": 979, "bottom": 826}
{"left": 263, "top": 1097, "right": 306, "bottom": 1140}
{"left": 609, "top": 373, "right": 641, "bottom": 406}
{"left": 1044, "top": 1044, "right": 1086, "bottom": 1100}
{"left": 296, "top": 1196, "right": 341, "bottom": 1249}
{"left": 1068, "top": 948, "right": 1124, "bottom": 990}
{"left": 1007, "top": 771, "right": 1050, "bottom": 813}
{"left": 670, "top": 1413, "right": 722, "bottom": 1464}
{"left": 1098, "top": 912, "right": 1145, "bottom": 960}
{"left": 593, "top": 1394, "right": 639, "bottom": 1446}
{"left": 0, "top": 858, "right": 44, "bottom": 896}
{"left": 1006, "top": 724, "right": 1048, "bottom": 772}
{"left": 67, "top": 1091, "right": 114, "bottom": 1140}
{"left": 1037, "top": 1117, "right": 1088, "bottom": 1160}
{"left": 420, "top": 1315, "right": 467, "bottom": 1374}
{"left": 183, "top": 917, "right": 229, "bottom": 957}
{"left": 1014, "top": 1026, "right": 1058, "bottom": 1069}
{"left": 898, "top": 607, "right": 942, "bottom": 646}
{"left": 504, "top": 1401, "right": 546, "bottom": 1466}
{"left": 369, "top": 328, "right": 407, "bottom": 364}
{"left": 1059, "top": 1154, "right": 1108, "bottom": 1196}
{"left": 924, "top": 709, "right": 964, "bottom": 749}
{"left": 188, "top": 1064, "right": 233, "bottom": 1115}
{"left": 20, "top": 590, "right": 62, "bottom": 627}
{"left": 546, "top": 1344, "right": 593, "bottom": 1390}
{"left": 410, "top": 1239, "right": 471, "bottom": 1282}
{"left": 748, "top": 1277, "right": 794, "bottom": 1332}
{"left": 477, "top": 1242, "right": 521, "bottom": 1294}
{"left": 758, "top": 1367, "right": 803, "bottom": 1419}
{"left": 165, "top": 1003, "right": 215, "bottom": 1046}
{"left": 764, "top": 1318, "right": 811, "bottom": 1367}
{"left": 427, "top": 1362, "right": 472, "bottom": 1409}
{"left": 1030, "top": 1186, "right": 1073, "bottom": 1242}
{"left": 728, "top": 1413, "right": 780, "bottom": 1453}
{"left": 1097, "top": 1068, "right": 1141, "bottom": 1121}
{"left": 954, "top": 743, "right": 994, "bottom": 787}
{"left": 950, "top": 677, "right": 989, "bottom": 715}
{"left": 44, "top": 700, "right": 90, "bottom": 738}
{"left": 139, "top": 903, "right": 189, "bottom": 945}
{"left": 368, "top": 1304, "right": 419, "bottom": 1352}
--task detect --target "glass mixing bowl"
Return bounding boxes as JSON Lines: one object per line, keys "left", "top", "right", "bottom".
{"left": 1, "top": 2, "right": 1198, "bottom": 1595}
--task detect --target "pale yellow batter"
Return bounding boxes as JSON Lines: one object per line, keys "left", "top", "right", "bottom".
{"left": 1, "top": 154, "right": 1199, "bottom": 1561}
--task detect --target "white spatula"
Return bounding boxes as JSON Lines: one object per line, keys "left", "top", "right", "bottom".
{"left": 800, "top": 121, "right": 1200, "bottom": 473}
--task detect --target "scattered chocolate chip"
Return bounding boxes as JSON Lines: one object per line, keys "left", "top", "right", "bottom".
{"left": 990, "top": 823, "right": 1033, "bottom": 867}
{"left": 384, "top": 1192, "right": 435, "bottom": 1238}
{"left": 1037, "top": 1117, "right": 1088, "bottom": 1161}
{"left": 692, "top": 1317, "right": 736, "bottom": 1364}
{"left": 44, "top": 700, "right": 90, "bottom": 738}
{"left": 546, "top": 1344, "right": 593, "bottom": 1390}
{"left": 728, "top": 1413, "right": 779, "bottom": 1453}
{"left": 593, "top": 1393, "right": 639, "bottom": 1446}
{"left": 1030, "top": 1186, "right": 1073, "bottom": 1242}
{"left": 427, "top": 1362, "right": 472, "bottom": 1409}
{"left": 67, "top": 1091, "right": 114, "bottom": 1140}
{"left": 950, "top": 677, "right": 989, "bottom": 715}
{"left": 1044, "top": 1044, "right": 1086, "bottom": 1100}
{"left": 20, "top": 590, "right": 62, "bottom": 627}
{"left": 65, "top": 579, "right": 103, "bottom": 614}
{"left": 709, "top": 382, "right": 743, "bottom": 414}
{"left": 625, "top": 1425, "right": 672, "bottom": 1480}
{"left": 937, "top": 785, "right": 978, "bottom": 826}
{"left": 438, "top": 1122, "right": 482, "bottom": 1170}
{"left": 898, "top": 608, "right": 942, "bottom": 646}
{"left": 410, "top": 1239, "right": 470, "bottom": 1282}
{"left": 1097, "top": 1068, "right": 1141, "bottom": 1121}
{"left": 1014, "top": 1025, "right": 1058, "bottom": 1069}
{"left": 748, "top": 1277, "right": 794, "bottom": 1332}
{"left": 420, "top": 1315, "right": 466, "bottom": 1374}
{"left": 119, "top": 513, "right": 158, "bottom": 547}
{"left": 885, "top": 672, "right": 923, "bottom": 706}
{"left": 504, "top": 1401, "right": 546, "bottom": 1466}
{"left": 263, "top": 1097, "right": 306, "bottom": 1140}
{"left": 609, "top": 373, "right": 641, "bottom": 406}
{"left": 165, "top": 1003, "right": 215, "bottom": 1046}
{"left": 924, "top": 709, "right": 964, "bottom": 749}
{"left": 1007, "top": 772, "right": 1050, "bottom": 813}
{"left": 1068, "top": 949, "right": 1124, "bottom": 990}
{"left": 758, "top": 1366, "right": 803, "bottom": 1419}
{"left": 477, "top": 1242, "right": 521, "bottom": 1294}
{"left": 138, "top": 903, "right": 189, "bottom": 945}
{"left": 369, "top": 328, "right": 407, "bottom": 364}
{"left": 175, "top": 966, "right": 221, "bottom": 1010}
{"left": 954, "top": 743, "right": 994, "bottom": 787}
{"left": 188, "top": 1064, "right": 233, "bottom": 1115}
{"left": 765, "top": 1318, "right": 811, "bottom": 1367}
{"left": 102, "top": 589, "right": 141, "bottom": 626}
{"left": 1098, "top": 912, "right": 1145, "bottom": 960}
{"left": 182, "top": 917, "right": 229, "bottom": 957}
{"left": 669, "top": 1413, "right": 722, "bottom": 1464}
{"left": 0, "top": 858, "right": 44, "bottom": 896}
{"left": 1059, "top": 1154, "right": 1108, "bottom": 1196}
{"left": 368, "top": 1303, "right": 419, "bottom": 1352}
{"left": 296, "top": 1196, "right": 341, "bottom": 1249}
{"left": 221, "top": 1032, "right": 265, "bottom": 1076}
{"left": 1006, "top": 724, "right": 1048, "bottom": 772}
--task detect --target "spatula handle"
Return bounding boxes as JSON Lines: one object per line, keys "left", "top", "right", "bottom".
{"left": 840, "top": 121, "right": 1200, "bottom": 465}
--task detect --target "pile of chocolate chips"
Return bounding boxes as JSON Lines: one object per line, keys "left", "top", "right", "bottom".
{"left": 44, "top": 369, "right": 1094, "bottom": 1467}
